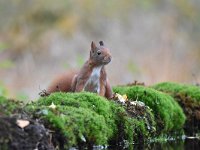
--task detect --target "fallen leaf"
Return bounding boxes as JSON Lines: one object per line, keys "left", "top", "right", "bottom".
{"left": 16, "top": 119, "right": 30, "bottom": 128}
{"left": 49, "top": 102, "right": 56, "bottom": 109}
{"left": 115, "top": 93, "right": 126, "bottom": 104}
{"left": 122, "top": 94, "right": 128, "bottom": 101}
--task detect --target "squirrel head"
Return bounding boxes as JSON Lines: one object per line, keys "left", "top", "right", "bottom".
{"left": 90, "top": 41, "right": 112, "bottom": 66}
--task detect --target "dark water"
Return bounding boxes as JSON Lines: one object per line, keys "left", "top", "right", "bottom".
{"left": 70, "top": 138, "right": 200, "bottom": 150}
{"left": 133, "top": 139, "right": 200, "bottom": 150}
{"left": 106, "top": 138, "right": 200, "bottom": 150}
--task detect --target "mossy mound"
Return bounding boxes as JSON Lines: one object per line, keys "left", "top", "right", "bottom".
{"left": 0, "top": 96, "right": 54, "bottom": 150}
{"left": 151, "top": 82, "right": 200, "bottom": 103}
{"left": 0, "top": 89, "right": 188, "bottom": 148}
{"left": 152, "top": 82, "right": 200, "bottom": 135}
{"left": 113, "top": 86, "right": 186, "bottom": 135}
{"left": 26, "top": 92, "right": 115, "bottom": 149}
{"left": 25, "top": 92, "right": 156, "bottom": 149}
{"left": 0, "top": 96, "right": 22, "bottom": 116}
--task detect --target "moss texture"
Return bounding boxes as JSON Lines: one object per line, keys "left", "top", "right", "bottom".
{"left": 113, "top": 85, "right": 186, "bottom": 135}
{"left": 25, "top": 92, "right": 156, "bottom": 149}
{"left": 151, "top": 82, "right": 200, "bottom": 103}
{"left": 26, "top": 92, "right": 121, "bottom": 148}
{"left": 152, "top": 82, "right": 200, "bottom": 135}
{"left": 0, "top": 96, "right": 22, "bottom": 115}
{"left": 1, "top": 84, "right": 193, "bottom": 148}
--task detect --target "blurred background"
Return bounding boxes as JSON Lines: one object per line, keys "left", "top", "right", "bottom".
{"left": 0, "top": 0, "right": 200, "bottom": 100}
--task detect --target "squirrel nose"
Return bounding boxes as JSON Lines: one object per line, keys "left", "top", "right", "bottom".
{"left": 108, "top": 56, "right": 112, "bottom": 62}
{"left": 105, "top": 56, "right": 111, "bottom": 63}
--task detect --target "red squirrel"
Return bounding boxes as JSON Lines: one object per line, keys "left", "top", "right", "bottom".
{"left": 46, "top": 41, "right": 113, "bottom": 99}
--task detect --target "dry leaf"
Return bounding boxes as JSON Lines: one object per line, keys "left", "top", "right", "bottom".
{"left": 16, "top": 119, "right": 30, "bottom": 128}
{"left": 49, "top": 102, "right": 56, "bottom": 109}
{"left": 122, "top": 94, "right": 128, "bottom": 101}
{"left": 115, "top": 93, "right": 127, "bottom": 104}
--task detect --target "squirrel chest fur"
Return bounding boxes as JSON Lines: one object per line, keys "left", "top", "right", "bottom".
{"left": 46, "top": 41, "right": 113, "bottom": 99}
{"left": 84, "top": 66, "right": 102, "bottom": 93}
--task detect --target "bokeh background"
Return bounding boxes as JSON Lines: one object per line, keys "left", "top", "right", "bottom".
{"left": 0, "top": 0, "right": 200, "bottom": 100}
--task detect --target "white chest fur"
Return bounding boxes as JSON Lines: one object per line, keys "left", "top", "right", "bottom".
{"left": 84, "top": 66, "right": 102, "bottom": 93}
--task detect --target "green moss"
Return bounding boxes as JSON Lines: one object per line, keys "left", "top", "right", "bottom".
{"left": 25, "top": 92, "right": 157, "bottom": 148}
{"left": 35, "top": 92, "right": 117, "bottom": 136}
{"left": 0, "top": 84, "right": 188, "bottom": 148}
{"left": 0, "top": 96, "right": 22, "bottom": 115}
{"left": 25, "top": 92, "right": 127, "bottom": 148}
{"left": 132, "top": 119, "right": 147, "bottom": 143}
{"left": 113, "top": 86, "right": 186, "bottom": 134}
{"left": 151, "top": 82, "right": 200, "bottom": 135}
{"left": 41, "top": 106, "right": 109, "bottom": 147}
{"left": 151, "top": 82, "right": 200, "bottom": 103}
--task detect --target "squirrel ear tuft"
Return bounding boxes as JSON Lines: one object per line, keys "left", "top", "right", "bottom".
{"left": 99, "top": 41, "right": 104, "bottom": 46}
{"left": 91, "top": 41, "right": 97, "bottom": 50}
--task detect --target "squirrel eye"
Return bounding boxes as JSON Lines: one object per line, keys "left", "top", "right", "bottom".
{"left": 97, "top": 50, "right": 101, "bottom": 55}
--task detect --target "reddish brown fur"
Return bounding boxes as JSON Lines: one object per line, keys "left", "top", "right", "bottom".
{"left": 47, "top": 71, "right": 77, "bottom": 93}
{"left": 47, "top": 41, "right": 113, "bottom": 99}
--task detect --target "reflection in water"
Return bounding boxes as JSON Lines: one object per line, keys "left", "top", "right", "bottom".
{"left": 133, "top": 139, "right": 200, "bottom": 150}
{"left": 107, "top": 138, "right": 200, "bottom": 150}
{"left": 184, "top": 139, "right": 200, "bottom": 150}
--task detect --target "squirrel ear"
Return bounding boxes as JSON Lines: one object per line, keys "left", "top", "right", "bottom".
{"left": 91, "top": 41, "right": 97, "bottom": 50}
{"left": 99, "top": 41, "right": 104, "bottom": 46}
